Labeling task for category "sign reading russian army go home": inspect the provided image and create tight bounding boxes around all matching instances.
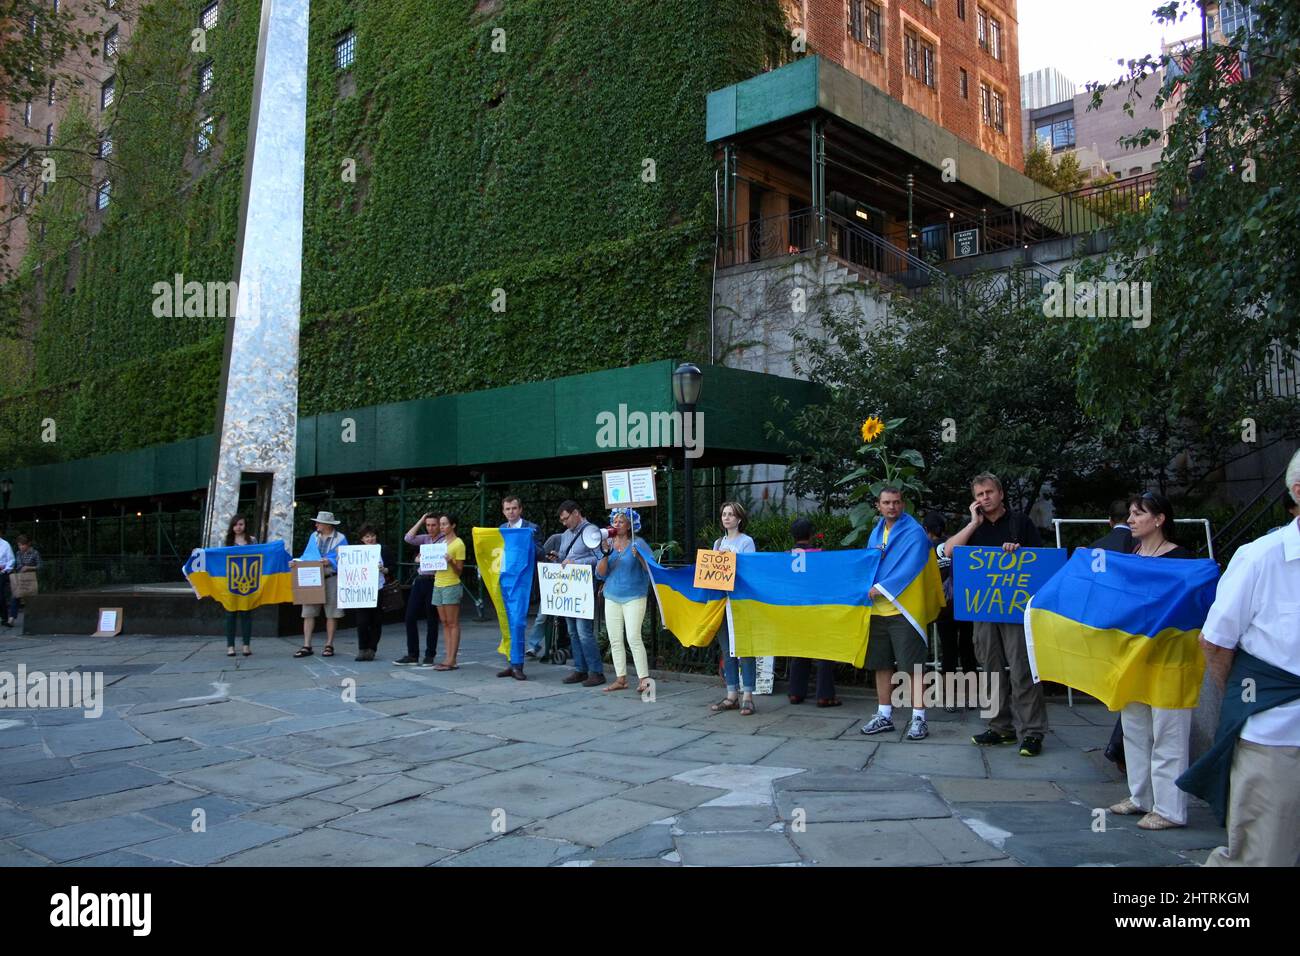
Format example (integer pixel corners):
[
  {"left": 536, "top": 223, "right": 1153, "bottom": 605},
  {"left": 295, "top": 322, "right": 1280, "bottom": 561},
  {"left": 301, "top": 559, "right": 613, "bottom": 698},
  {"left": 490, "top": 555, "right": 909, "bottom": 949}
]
[
  {"left": 537, "top": 562, "right": 595, "bottom": 620},
  {"left": 952, "top": 546, "right": 1068, "bottom": 623}
]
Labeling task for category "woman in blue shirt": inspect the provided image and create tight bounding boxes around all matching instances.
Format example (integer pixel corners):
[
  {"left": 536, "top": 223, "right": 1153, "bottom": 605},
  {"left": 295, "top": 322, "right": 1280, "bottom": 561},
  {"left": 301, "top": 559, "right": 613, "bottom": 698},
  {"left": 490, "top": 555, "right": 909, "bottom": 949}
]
[{"left": 595, "top": 508, "right": 652, "bottom": 695}]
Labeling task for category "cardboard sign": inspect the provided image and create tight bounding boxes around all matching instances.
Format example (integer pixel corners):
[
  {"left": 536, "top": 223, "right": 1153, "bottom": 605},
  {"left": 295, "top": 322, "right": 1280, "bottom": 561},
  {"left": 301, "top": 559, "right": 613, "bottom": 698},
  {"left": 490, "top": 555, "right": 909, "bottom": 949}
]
[
  {"left": 693, "top": 549, "right": 736, "bottom": 591},
  {"left": 419, "top": 542, "right": 447, "bottom": 573},
  {"left": 952, "top": 546, "right": 1069, "bottom": 623},
  {"left": 602, "top": 466, "right": 657, "bottom": 508},
  {"left": 93, "top": 607, "right": 123, "bottom": 637},
  {"left": 754, "top": 656, "right": 775, "bottom": 695},
  {"left": 536, "top": 562, "right": 595, "bottom": 620},
  {"left": 337, "top": 545, "right": 381, "bottom": 609},
  {"left": 291, "top": 560, "right": 328, "bottom": 605}
]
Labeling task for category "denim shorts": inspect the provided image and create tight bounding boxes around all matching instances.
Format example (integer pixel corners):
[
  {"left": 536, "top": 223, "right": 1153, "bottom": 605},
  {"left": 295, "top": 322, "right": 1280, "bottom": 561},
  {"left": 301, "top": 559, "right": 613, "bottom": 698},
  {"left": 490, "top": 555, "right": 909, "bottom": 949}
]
[{"left": 431, "top": 584, "right": 463, "bottom": 606}]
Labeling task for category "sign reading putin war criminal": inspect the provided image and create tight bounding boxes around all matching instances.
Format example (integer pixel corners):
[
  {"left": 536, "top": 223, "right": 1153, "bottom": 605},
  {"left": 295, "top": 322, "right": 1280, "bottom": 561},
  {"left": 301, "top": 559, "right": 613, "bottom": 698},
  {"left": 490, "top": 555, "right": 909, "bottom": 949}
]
[{"left": 952, "top": 546, "right": 1069, "bottom": 623}]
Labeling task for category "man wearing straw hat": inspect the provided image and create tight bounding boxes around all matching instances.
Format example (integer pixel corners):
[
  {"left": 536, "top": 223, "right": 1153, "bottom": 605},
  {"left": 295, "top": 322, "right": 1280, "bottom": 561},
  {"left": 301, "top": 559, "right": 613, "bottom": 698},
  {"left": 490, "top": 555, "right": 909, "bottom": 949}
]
[{"left": 295, "top": 511, "right": 348, "bottom": 658}]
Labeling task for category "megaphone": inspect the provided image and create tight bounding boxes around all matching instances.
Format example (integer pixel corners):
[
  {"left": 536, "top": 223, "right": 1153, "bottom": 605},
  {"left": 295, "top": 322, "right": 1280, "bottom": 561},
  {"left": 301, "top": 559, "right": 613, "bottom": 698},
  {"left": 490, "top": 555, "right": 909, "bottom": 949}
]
[{"left": 582, "top": 525, "right": 615, "bottom": 549}]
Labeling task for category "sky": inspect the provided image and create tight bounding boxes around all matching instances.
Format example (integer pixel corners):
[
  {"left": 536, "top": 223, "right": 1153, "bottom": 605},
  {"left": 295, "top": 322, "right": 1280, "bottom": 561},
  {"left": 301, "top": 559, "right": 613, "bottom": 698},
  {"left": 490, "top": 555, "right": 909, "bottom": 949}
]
[{"left": 1018, "top": 0, "right": 1205, "bottom": 91}]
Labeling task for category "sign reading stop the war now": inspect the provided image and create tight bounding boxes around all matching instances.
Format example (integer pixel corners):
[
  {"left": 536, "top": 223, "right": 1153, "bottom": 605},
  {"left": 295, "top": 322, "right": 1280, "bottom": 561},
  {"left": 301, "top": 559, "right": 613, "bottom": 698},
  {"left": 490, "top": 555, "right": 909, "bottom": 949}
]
[
  {"left": 952, "top": 546, "right": 1068, "bottom": 623},
  {"left": 693, "top": 549, "right": 736, "bottom": 592}
]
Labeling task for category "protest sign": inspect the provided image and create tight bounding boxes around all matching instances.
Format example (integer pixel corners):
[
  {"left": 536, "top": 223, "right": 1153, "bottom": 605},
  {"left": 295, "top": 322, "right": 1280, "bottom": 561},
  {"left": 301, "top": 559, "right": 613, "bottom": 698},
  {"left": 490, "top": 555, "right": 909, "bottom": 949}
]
[
  {"left": 952, "top": 546, "right": 1069, "bottom": 623},
  {"left": 337, "top": 545, "right": 381, "bottom": 609},
  {"left": 536, "top": 562, "right": 595, "bottom": 620},
  {"left": 291, "top": 560, "right": 327, "bottom": 605},
  {"left": 419, "top": 542, "right": 447, "bottom": 573},
  {"left": 693, "top": 549, "right": 736, "bottom": 591}
]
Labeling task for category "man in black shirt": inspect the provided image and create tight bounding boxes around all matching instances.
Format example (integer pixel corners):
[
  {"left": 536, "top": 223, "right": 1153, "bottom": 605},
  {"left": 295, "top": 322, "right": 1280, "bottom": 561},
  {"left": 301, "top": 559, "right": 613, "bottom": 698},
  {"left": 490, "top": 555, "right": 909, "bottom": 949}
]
[
  {"left": 1090, "top": 499, "right": 1133, "bottom": 554},
  {"left": 944, "top": 472, "right": 1049, "bottom": 756}
]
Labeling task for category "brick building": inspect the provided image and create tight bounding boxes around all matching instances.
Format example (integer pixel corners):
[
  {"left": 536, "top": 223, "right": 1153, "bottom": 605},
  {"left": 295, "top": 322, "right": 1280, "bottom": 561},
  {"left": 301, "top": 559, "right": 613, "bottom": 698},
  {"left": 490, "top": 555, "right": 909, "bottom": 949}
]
[
  {"left": 782, "top": 0, "right": 1023, "bottom": 168},
  {"left": 1, "top": 0, "right": 137, "bottom": 273}
]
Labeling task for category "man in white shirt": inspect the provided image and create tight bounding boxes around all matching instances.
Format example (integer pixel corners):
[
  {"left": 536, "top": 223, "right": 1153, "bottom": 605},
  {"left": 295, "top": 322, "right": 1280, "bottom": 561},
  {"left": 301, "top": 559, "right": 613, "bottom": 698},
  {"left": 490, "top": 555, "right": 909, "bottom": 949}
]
[
  {"left": 1189, "top": 447, "right": 1300, "bottom": 867},
  {"left": 0, "top": 534, "right": 14, "bottom": 627}
]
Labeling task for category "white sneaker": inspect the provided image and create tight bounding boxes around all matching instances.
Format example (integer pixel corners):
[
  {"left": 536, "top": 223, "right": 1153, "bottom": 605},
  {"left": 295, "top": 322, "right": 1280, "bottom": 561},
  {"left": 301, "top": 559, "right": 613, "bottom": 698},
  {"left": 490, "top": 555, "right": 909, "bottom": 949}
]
[
  {"left": 860, "top": 713, "right": 895, "bottom": 735},
  {"left": 906, "top": 714, "right": 929, "bottom": 740}
]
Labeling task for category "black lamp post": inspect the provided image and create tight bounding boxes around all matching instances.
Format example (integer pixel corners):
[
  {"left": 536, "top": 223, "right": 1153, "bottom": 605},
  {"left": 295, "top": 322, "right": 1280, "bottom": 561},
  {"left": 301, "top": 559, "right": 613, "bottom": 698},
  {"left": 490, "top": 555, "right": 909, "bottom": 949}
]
[
  {"left": 672, "top": 363, "right": 703, "bottom": 558},
  {"left": 0, "top": 478, "right": 11, "bottom": 534}
]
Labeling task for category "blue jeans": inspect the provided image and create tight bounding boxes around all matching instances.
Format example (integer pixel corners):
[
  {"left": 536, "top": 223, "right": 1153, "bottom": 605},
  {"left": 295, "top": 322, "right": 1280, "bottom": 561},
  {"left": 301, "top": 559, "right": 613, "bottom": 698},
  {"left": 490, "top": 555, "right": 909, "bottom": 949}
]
[
  {"left": 527, "top": 613, "right": 548, "bottom": 654},
  {"left": 567, "top": 615, "right": 603, "bottom": 676},
  {"left": 717, "top": 621, "right": 755, "bottom": 693}
]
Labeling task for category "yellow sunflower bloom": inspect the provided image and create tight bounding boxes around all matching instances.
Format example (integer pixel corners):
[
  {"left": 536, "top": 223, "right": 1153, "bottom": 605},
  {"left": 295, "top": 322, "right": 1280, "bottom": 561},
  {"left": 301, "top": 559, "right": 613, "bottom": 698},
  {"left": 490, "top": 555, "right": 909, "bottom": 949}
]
[{"left": 860, "top": 416, "right": 885, "bottom": 443}]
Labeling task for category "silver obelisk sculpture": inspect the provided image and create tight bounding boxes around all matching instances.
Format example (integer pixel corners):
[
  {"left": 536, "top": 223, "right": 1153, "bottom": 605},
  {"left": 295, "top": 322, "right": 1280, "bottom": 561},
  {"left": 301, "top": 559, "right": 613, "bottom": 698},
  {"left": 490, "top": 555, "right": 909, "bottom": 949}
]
[{"left": 204, "top": 0, "right": 310, "bottom": 548}]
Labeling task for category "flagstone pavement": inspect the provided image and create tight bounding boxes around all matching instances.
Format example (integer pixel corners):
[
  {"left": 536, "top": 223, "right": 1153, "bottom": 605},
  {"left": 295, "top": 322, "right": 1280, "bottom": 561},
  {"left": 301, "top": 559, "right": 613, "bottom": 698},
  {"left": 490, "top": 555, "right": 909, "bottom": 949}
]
[{"left": 0, "top": 620, "right": 1225, "bottom": 867}]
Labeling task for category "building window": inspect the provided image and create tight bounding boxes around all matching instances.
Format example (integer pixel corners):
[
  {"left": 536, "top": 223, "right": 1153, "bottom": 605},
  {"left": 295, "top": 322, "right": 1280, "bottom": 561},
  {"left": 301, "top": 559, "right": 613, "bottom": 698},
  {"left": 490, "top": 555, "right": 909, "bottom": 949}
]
[
  {"left": 101, "top": 76, "right": 115, "bottom": 109},
  {"left": 959, "top": 67, "right": 968, "bottom": 99},
  {"left": 904, "top": 30, "right": 935, "bottom": 88},
  {"left": 980, "top": 82, "right": 991, "bottom": 125},
  {"left": 989, "top": 16, "right": 1002, "bottom": 61},
  {"left": 992, "top": 89, "right": 1005, "bottom": 132},
  {"left": 850, "top": 1, "right": 882, "bottom": 54},
  {"left": 199, "top": 60, "right": 214, "bottom": 93},
  {"left": 105, "top": 26, "right": 119, "bottom": 58},
  {"left": 957, "top": 0, "right": 966, "bottom": 20},
  {"left": 100, "top": 133, "right": 113, "bottom": 158},
  {"left": 334, "top": 29, "right": 356, "bottom": 70},
  {"left": 197, "top": 115, "right": 214, "bottom": 153},
  {"left": 23, "top": 101, "right": 32, "bottom": 126},
  {"left": 849, "top": 0, "right": 863, "bottom": 42},
  {"left": 200, "top": 2, "right": 219, "bottom": 30},
  {"left": 45, "top": 123, "right": 54, "bottom": 145},
  {"left": 978, "top": 7, "right": 988, "bottom": 51},
  {"left": 96, "top": 179, "right": 111, "bottom": 210},
  {"left": 47, "top": 80, "right": 56, "bottom": 105},
  {"left": 865, "top": 2, "right": 882, "bottom": 53}
]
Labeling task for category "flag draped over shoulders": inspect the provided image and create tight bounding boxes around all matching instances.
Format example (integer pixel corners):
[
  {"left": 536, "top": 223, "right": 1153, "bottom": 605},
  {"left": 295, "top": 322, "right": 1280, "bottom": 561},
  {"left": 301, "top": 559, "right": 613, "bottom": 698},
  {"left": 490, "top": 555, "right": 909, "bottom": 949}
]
[
  {"left": 1025, "top": 550, "right": 1220, "bottom": 709},
  {"left": 867, "top": 513, "right": 946, "bottom": 643},
  {"left": 473, "top": 527, "right": 536, "bottom": 660},
  {"left": 183, "top": 542, "right": 293, "bottom": 612}
]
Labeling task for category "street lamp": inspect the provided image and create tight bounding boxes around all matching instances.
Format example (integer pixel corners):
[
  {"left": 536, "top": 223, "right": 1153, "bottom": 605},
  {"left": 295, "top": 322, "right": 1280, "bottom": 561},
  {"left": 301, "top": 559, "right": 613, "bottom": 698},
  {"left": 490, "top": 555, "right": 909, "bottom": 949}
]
[{"left": 672, "top": 363, "right": 703, "bottom": 558}]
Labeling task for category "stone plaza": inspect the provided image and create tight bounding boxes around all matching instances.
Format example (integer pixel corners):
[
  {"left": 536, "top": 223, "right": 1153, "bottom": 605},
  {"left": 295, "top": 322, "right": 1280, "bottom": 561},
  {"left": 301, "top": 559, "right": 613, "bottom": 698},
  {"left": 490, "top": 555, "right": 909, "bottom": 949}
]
[{"left": 0, "top": 621, "right": 1226, "bottom": 867}]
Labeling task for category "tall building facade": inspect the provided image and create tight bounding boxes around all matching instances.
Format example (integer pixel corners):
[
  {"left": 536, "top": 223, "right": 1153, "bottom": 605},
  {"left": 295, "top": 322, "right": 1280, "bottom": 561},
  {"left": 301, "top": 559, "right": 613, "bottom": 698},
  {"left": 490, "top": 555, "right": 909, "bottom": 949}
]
[
  {"left": 1020, "top": 66, "right": 1076, "bottom": 110},
  {"left": 781, "top": 0, "right": 1024, "bottom": 168}
]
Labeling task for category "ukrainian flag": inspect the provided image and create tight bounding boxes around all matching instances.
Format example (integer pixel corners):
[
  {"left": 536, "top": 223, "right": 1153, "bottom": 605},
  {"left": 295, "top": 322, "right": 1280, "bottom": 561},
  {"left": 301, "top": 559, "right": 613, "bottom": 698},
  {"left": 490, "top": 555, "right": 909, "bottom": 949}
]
[
  {"left": 866, "top": 513, "right": 946, "bottom": 644},
  {"left": 473, "top": 527, "right": 537, "bottom": 663},
  {"left": 1024, "top": 550, "right": 1220, "bottom": 709},
  {"left": 183, "top": 542, "right": 294, "bottom": 612},
  {"left": 634, "top": 540, "right": 728, "bottom": 648}
]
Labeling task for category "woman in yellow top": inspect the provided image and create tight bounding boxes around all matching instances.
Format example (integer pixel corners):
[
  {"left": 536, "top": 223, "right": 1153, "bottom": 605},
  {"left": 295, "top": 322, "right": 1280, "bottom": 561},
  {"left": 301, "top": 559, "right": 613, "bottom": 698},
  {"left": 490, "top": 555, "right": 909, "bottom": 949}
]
[{"left": 431, "top": 513, "right": 466, "bottom": 670}]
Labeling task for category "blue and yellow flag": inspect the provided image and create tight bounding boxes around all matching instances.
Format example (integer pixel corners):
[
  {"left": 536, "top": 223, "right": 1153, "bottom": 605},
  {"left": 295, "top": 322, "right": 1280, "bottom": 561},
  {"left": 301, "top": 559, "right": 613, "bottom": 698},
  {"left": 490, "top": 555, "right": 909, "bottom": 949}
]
[
  {"left": 635, "top": 520, "right": 943, "bottom": 669},
  {"left": 635, "top": 539, "right": 728, "bottom": 648},
  {"left": 866, "top": 513, "right": 946, "bottom": 643},
  {"left": 1025, "top": 550, "right": 1220, "bottom": 709},
  {"left": 183, "top": 542, "right": 294, "bottom": 612},
  {"left": 473, "top": 527, "right": 537, "bottom": 664}
]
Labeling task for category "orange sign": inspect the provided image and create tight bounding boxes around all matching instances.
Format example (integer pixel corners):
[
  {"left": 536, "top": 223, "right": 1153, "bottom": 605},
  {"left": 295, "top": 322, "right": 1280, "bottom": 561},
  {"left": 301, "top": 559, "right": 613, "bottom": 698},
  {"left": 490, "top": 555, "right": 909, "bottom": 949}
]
[{"left": 693, "top": 549, "right": 736, "bottom": 591}]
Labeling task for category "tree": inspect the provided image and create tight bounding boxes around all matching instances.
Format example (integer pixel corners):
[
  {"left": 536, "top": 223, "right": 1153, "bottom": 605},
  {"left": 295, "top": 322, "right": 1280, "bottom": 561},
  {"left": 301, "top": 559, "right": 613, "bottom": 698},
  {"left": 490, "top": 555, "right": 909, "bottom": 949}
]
[
  {"left": 1076, "top": 0, "right": 1300, "bottom": 450},
  {"left": 1023, "top": 139, "right": 1089, "bottom": 193}
]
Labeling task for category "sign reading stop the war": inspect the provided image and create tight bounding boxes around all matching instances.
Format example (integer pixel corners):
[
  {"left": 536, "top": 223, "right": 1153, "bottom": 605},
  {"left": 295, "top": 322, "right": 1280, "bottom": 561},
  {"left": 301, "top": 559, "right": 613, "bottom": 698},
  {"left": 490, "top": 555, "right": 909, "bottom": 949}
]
[
  {"left": 693, "top": 549, "right": 736, "bottom": 591},
  {"left": 537, "top": 562, "right": 595, "bottom": 620}
]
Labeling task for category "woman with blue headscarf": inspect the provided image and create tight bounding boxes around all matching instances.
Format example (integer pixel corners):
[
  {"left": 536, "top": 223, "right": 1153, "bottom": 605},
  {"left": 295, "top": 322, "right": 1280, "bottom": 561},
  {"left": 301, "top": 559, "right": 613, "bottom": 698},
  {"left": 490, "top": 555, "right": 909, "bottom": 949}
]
[{"left": 595, "top": 508, "right": 652, "bottom": 694}]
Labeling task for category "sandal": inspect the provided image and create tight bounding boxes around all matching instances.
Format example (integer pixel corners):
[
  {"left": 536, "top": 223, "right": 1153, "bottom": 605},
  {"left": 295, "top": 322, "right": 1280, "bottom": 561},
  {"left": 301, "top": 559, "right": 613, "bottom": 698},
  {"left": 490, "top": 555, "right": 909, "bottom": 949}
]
[
  {"left": 294, "top": 646, "right": 313, "bottom": 658},
  {"left": 740, "top": 697, "right": 755, "bottom": 716},
  {"left": 1137, "top": 812, "right": 1183, "bottom": 830},
  {"left": 816, "top": 698, "right": 842, "bottom": 708},
  {"left": 226, "top": 648, "right": 236, "bottom": 657},
  {"left": 710, "top": 697, "right": 740, "bottom": 712},
  {"left": 432, "top": 663, "right": 459, "bottom": 671},
  {"left": 603, "top": 677, "right": 629, "bottom": 693},
  {"left": 322, "top": 645, "right": 334, "bottom": 657},
  {"left": 637, "top": 678, "right": 652, "bottom": 695}
]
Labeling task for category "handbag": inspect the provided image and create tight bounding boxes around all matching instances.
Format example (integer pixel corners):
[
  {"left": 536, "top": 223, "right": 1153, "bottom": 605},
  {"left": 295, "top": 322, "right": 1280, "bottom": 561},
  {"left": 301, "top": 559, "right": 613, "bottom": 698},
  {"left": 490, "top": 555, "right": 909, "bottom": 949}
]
[
  {"left": 380, "top": 581, "right": 404, "bottom": 612},
  {"left": 11, "top": 571, "right": 38, "bottom": 598}
]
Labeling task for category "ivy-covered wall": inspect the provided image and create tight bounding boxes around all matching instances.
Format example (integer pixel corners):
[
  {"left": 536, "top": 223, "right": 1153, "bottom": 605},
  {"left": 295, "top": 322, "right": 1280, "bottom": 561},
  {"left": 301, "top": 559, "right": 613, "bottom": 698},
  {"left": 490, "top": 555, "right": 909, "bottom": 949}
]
[{"left": 1, "top": 0, "right": 789, "bottom": 468}]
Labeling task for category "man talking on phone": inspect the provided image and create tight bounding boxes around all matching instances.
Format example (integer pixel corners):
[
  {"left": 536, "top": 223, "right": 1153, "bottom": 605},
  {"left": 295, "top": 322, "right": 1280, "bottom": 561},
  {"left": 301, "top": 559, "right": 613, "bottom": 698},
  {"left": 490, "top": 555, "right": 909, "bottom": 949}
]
[{"left": 943, "top": 472, "right": 1049, "bottom": 756}]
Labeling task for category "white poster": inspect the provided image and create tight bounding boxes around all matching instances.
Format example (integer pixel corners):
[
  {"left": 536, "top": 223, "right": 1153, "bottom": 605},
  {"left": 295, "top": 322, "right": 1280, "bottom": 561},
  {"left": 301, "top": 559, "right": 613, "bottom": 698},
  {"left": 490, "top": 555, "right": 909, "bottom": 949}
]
[
  {"left": 296, "top": 565, "right": 322, "bottom": 588},
  {"left": 419, "top": 542, "right": 448, "bottom": 573},
  {"left": 337, "top": 545, "right": 381, "bottom": 609},
  {"left": 536, "top": 562, "right": 595, "bottom": 620},
  {"left": 754, "top": 656, "right": 776, "bottom": 695},
  {"left": 98, "top": 610, "right": 118, "bottom": 633}
]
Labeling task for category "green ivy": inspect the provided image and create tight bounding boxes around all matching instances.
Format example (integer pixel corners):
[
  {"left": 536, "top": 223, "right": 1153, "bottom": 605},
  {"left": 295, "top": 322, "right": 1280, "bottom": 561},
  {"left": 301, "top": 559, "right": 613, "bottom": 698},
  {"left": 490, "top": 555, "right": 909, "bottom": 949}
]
[{"left": 0, "top": 0, "right": 791, "bottom": 469}]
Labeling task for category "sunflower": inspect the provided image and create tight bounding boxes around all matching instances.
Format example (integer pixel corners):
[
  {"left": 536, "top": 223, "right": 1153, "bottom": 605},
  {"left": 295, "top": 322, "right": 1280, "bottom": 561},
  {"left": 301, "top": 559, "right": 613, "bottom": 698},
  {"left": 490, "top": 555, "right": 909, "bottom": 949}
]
[{"left": 860, "top": 416, "right": 885, "bottom": 443}]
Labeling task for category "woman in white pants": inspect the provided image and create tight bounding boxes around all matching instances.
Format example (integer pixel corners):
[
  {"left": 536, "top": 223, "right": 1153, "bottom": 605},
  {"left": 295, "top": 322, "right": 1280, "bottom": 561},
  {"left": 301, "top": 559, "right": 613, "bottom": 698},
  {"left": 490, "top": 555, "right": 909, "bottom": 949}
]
[
  {"left": 1109, "top": 491, "right": 1196, "bottom": 830},
  {"left": 596, "top": 509, "right": 652, "bottom": 695}
]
